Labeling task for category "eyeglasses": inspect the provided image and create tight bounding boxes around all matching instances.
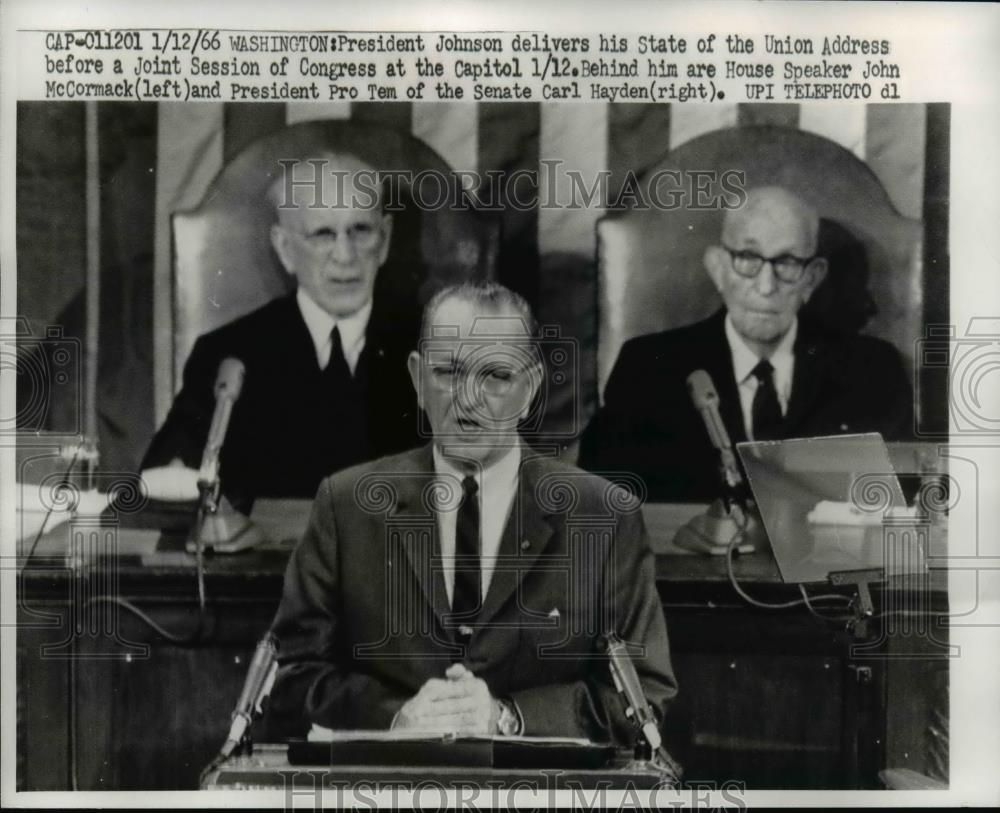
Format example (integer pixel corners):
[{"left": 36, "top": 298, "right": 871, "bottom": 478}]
[
  {"left": 722, "top": 246, "right": 820, "bottom": 284},
  {"left": 426, "top": 361, "right": 536, "bottom": 397},
  {"left": 283, "top": 222, "right": 382, "bottom": 254}
]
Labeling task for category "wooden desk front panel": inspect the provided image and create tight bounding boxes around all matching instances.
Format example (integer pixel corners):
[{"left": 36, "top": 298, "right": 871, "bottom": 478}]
[
  {"left": 17, "top": 556, "right": 942, "bottom": 791},
  {"left": 660, "top": 603, "right": 871, "bottom": 789},
  {"left": 18, "top": 592, "right": 277, "bottom": 791}
]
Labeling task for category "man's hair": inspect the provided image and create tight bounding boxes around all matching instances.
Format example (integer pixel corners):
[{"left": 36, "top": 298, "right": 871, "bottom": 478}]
[
  {"left": 265, "top": 150, "right": 384, "bottom": 215},
  {"left": 420, "top": 281, "right": 539, "bottom": 342},
  {"left": 722, "top": 185, "right": 821, "bottom": 255}
]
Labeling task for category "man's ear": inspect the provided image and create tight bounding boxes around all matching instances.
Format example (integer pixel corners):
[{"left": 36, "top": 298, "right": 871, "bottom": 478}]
[
  {"left": 270, "top": 224, "right": 296, "bottom": 276},
  {"left": 377, "top": 213, "right": 393, "bottom": 267},
  {"left": 703, "top": 245, "right": 727, "bottom": 293},
  {"left": 801, "top": 257, "right": 828, "bottom": 303},
  {"left": 406, "top": 350, "right": 423, "bottom": 408}
]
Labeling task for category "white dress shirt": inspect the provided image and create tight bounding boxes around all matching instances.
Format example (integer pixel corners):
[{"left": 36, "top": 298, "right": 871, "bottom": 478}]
[
  {"left": 725, "top": 314, "right": 797, "bottom": 440},
  {"left": 296, "top": 288, "right": 372, "bottom": 375},
  {"left": 432, "top": 443, "right": 521, "bottom": 606}
]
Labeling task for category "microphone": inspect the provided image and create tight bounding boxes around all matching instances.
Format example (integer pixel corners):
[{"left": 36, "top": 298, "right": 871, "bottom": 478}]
[
  {"left": 673, "top": 371, "right": 756, "bottom": 555},
  {"left": 186, "top": 356, "right": 262, "bottom": 555},
  {"left": 606, "top": 633, "right": 663, "bottom": 751},
  {"left": 606, "top": 633, "right": 682, "bottom": 780},
  {"left": 197, "top": 358, "right": 246, "bottom": 490},
  {"left": 686, "top": 369, "right": 744, "bottom": 494},
  {"left": 219, "top": 633, "right": 278, "bottom": 759}
]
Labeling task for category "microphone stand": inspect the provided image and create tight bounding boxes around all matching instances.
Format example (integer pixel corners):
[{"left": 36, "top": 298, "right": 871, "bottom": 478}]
[
  {"left": 673, "top": 370, "right": 760, "bottom": 556},
  {"left": 200, "top": 634, "right": 279, "bottom": 787},
  {"left": 185, "top": 358, "right": 262, "bottom": 555},
  {"left": 186, "top": 472, "right": 262, "bottom": 554},
  {"left": 672, "top": 483, "right": 758, "bottom": 556},
  {"left": 606, "top": 634, "right": 683, "bottom": 783}
]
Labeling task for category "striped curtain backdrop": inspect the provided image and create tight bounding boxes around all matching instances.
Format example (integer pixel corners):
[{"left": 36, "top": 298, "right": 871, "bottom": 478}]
[
  {"left": 153, "top": 101, "right": 932, "bottom": 440},
  {"left": 14, "top": 99, "right": 943, "bottom": 476}
]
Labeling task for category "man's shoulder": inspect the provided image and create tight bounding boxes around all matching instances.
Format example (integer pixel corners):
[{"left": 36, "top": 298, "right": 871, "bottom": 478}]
[
  {"left": 617, "top": 313, "right": 723, "bottom": 363},
  {"left": 522, "top": 453, "right": 644, "bottom": 514},
  {"left": 196, "top": 295, "right": 298, "bottom": 347},
  {"left": 799, "top": 320, "right": 906, "bottom": 371},
  {"left": 176, "top": 295, "right": 300, "bottom": 381},
  {"left": 323, "top": 445, "right": 429, "bottom": 497},
  {"left": 842, "top": 331, "right": 905, "bottom": 362}
]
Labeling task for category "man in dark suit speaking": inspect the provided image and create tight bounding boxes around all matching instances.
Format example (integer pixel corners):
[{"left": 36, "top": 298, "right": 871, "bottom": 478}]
[
  {"left": 141, "top": 152, "right": 419, "bottom": 500},
  {"left": 579, "top": 185, "right": 913, "bottom": 502},
  {"left": 268, "top": 282, "right": 676, "bottom": 742}
]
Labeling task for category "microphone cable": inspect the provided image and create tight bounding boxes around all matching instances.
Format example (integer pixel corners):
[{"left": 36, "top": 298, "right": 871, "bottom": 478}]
[
  {"left": 20, "top": 448, "right": 212, "bottom": 645},
  {"left": 81, "top": 504, "right": 211, "bottom": 646},
  {"left": 723, "top": 510, "right": 855, "bottom": 615}
]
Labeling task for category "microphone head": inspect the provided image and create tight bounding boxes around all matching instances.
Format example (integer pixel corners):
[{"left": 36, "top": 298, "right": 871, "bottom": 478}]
[
  {"left": 215, "top": 358, "right": 245, "bottom": 401},
  {"left": 686, "top": 369, "right": 719, "bottom": 410}
]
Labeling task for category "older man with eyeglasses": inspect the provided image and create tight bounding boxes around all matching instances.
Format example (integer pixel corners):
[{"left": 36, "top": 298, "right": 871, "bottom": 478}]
[
  {"left": 142, "top": 152, "right": 420, "bottom": 501},
  {"left": 579, "top": 185, "right": 913, "bottom": 502}
]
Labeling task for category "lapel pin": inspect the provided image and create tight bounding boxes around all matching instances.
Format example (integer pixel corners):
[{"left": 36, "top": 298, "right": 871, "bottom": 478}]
[{"left": 521, "top": 539, "right": 531, "bottom": 551}]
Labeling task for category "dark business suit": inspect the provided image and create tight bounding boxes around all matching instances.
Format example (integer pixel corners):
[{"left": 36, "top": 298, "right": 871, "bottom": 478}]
[
  {"left": 142, "top": 294, "right": 420, "bottom": 501},
  {"left": 268, "top": 443, "right": 676, "bottom": 744},
  {"left": 579, "top": 310, "right": 913, "bottom": 502}
]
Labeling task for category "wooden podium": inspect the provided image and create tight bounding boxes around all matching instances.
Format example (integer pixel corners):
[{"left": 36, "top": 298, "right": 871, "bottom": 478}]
[{"left": 202, "top": 743, "right": 675, "bottom": 791}]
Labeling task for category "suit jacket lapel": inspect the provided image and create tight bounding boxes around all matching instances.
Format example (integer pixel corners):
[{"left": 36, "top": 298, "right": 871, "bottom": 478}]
[
  {"left": 476, "top": 453, "right": 557, "bottom": 631},
  {"left": 266, "top": 294, "right": 325, "bottom": 378},
  {"left": 388, "top": 444, "right": 454, "bottom": 635},
  {"left": 783, "top": 321, "right": 831, "bottom": 436}
]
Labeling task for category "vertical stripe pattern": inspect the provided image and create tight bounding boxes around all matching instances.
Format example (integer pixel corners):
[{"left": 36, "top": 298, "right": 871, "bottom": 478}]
[
  {"left": 799, "top": 103, "right": 868, "bottom": 159},
  {"left": 412, "top": 102, "right": 479, "bottom": 173},
  {"left": 866, "top": 104, "right": 927, "bottom": 220},
  {"left": 153, "top": 103, "right": 224, "bottom": 423},
  {"left": 607, "top": 103, "right": 672, "bottom": 199},
  {"left": 669, "top": 103, "right": 738, "bottom": 149},
  {"left": 538, "top": 103, "right": 608, "bottom": 255},
  {"left": 477, "top": 102, "right": 541, "bottom": 303},
  {"left": 286, "top": 101, "right": 352, "bottom": 123},
  {"left": 153, "top": 101, "right": 934, "bottom": 440}
]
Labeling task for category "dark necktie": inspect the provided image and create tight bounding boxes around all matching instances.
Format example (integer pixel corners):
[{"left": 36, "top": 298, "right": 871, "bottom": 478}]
[
  {"left": 751, "top": 359, "right": 783, "bottom": 440},
  {"left": 451, "top": 475, "right": 481, "bottom": 622},
  {"left": 322, "top": 325, "right": 353, "bottom": 389}
]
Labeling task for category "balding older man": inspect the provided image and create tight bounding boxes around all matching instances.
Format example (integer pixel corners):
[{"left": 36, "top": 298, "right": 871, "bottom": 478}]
[{"left": 579, "top": 186, "right": 913, "bottom": 502}]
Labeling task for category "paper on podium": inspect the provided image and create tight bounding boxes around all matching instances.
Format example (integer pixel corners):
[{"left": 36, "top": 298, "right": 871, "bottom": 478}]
[
  {"left": 307, "top": 724, "right": 592, "bottom": 746},
  {"left": 807, "top": 500, "right": 919, "bottom": 526},
  {"left": 15, "top": 483, "right": 106, "bottom": 543},
  {"left": 140, "top": 465, "right": 201, "bottom": 502},
  {"left": 15, "top": 497, "right": 71, "bottom": 543},
  {"left": 291, "top": 726, "right": 615, "bottom": 769}
]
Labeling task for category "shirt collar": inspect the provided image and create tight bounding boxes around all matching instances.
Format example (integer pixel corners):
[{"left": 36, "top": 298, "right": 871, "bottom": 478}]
[
  {"left": 725, "top": 313, "right": 798, "bottom": 383},
  {"left": 296, "top": 288, "right": 372, "bottom": 359},
  {"left": 432, "top": 441, "right": 522, "bottom": 494}
]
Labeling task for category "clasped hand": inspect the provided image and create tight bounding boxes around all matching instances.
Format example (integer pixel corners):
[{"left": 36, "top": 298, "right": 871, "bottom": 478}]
[{"left": 392, "top": 663, "right": 500, "bottom": 734}]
